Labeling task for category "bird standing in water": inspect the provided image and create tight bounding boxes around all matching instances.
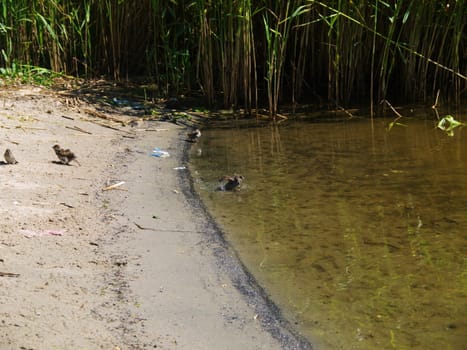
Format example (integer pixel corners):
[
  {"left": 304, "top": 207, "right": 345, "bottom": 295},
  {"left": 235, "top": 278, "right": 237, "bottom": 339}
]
[
  {"left": 52, "top": 144, "right": 80, "bottom": 165},
  {"left": 186, "top": 128, "right": 201, "bottom": 142},
  {"left": 3, "top": 149, "right": 18, "bottom": 164}
]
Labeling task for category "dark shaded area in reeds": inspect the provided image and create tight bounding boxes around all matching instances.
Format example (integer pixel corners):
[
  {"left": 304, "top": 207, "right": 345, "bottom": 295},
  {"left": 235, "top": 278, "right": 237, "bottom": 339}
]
[{"left": 1, "top": 0, "right": 465, "bottom": 114}]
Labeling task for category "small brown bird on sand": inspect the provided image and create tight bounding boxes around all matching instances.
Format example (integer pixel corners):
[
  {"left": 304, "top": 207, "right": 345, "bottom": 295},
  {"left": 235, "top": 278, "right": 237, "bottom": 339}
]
[
  {"left": 186, "top": 129, "right": 201, "bottom": 142},
  {"left": 217, "top": 174, "right": 245, "bottom": 191},
  {"left": 4, "top": 149, "right": 18, "bottom": 164},
  {"left": 52, "top": 144, "right": 80, "bottom": 165}
]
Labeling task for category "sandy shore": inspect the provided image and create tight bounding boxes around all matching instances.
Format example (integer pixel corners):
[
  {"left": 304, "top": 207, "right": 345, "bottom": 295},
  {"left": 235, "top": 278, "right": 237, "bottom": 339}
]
[{"left": 0, "top": 86, "right": 310, "bottom": 349}]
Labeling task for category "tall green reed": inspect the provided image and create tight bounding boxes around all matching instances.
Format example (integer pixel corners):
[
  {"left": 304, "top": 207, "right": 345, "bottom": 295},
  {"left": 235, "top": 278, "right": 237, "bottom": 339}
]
[
  {"left": 263, "top": 2, "right": 309, "bottom": 117},
  {"left": 196, "top": 0, "right": 259, "bottom": 112},
  {"left": 149, "top": 0, "right": 196, "bottom": 96},
  {"left": 0, "top": 0, "right": 465, "bottom": 116}
]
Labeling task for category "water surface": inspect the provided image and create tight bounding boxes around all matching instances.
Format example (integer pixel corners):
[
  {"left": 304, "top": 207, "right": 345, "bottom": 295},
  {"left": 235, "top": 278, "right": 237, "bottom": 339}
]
[{"left": 190, "top": 117, "right": 466, "bottom": 349}]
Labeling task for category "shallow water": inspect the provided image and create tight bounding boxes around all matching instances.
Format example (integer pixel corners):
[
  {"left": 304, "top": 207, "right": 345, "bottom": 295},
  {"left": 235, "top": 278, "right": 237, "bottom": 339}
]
[{"left": 189, "top": 116, "right": 467, "bottom": 350}]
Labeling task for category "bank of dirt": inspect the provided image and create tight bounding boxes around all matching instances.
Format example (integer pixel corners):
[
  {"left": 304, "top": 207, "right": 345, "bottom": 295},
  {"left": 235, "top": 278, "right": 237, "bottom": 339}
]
[{"left": 0, "top": 86, "right": 310, "bottom": 349}]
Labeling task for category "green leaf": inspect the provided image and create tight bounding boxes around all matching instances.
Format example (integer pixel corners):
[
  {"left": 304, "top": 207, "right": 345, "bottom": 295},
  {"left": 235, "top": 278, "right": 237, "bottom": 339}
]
[{"left": 437, "top": 115, "right": 465, "bottom": 136}]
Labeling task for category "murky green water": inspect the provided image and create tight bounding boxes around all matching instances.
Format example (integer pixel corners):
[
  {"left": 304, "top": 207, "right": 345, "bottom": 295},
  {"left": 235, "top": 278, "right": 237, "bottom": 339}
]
[{"left": 189, "top": 116, "right": 467, "bottom": 350}]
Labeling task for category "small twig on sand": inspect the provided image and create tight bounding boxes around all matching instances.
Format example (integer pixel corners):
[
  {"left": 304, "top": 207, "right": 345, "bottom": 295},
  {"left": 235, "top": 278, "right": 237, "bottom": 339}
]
[
  {"left": 0, "top": 272, "right": 20, "bottom": 278},
  {"left": 60, "top": 202, "right": 75, "bottom": 208},
  {"left": 134, "top": 222, "right": 155, "bottom": 230},
  {"left": 16, "top": 126, "right": 47, "bottom": 131},
  {"left": 66, "top": 125, "right": 92, "bottom": 134},
  {"left": 143, "top": 128, "right": 169, "bottom": 132},
  {"left": 102, "top": 181, "right": 126, "bottom": 191},
  {"left": 133, "top": 223, "right": 200, "bottom": 233},
  {"left": 83, "top": 108, "right": 126, "bottom": 126},
  {"left": 86, "top": 119, "right": 133, "bottom": 134}
]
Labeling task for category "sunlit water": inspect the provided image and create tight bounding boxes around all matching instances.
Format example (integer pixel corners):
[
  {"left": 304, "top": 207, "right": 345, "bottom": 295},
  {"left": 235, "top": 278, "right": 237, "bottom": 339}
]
[{"left": 189, "top": 116, "right": 466, "bottom": 350}]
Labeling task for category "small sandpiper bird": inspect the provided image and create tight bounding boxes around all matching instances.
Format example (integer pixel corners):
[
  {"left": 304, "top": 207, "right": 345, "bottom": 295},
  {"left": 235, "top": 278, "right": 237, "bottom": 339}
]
[
  {"left": 186, "top": 128, "right": 201, "bottom": 142},
  {"left": 217, "top": 174, "right": 245, "bottom": 191},
  {"left": 4, "top": 149, "right": 18, "bottom": 164},
  {"left": 52, "top": 144, "right": 80, "bottom": 165}
]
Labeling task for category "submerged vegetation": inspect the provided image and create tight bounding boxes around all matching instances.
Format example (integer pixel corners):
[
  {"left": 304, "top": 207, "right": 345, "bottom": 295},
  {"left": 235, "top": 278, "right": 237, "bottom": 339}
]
[{"left": 0, "top": 0, "right": 465, "bottom": 115}]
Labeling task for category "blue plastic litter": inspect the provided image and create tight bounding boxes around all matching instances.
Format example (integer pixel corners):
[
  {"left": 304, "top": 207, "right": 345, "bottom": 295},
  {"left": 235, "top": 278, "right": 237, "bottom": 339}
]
[{"left": 151, "top": 148, "right": 170, "bottom": 158}]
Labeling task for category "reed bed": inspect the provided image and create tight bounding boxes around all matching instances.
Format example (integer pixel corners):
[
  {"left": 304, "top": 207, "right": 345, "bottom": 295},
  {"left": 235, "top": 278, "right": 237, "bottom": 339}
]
[{"left": 0, "top": 0, "right": 465, "bottom": 115}]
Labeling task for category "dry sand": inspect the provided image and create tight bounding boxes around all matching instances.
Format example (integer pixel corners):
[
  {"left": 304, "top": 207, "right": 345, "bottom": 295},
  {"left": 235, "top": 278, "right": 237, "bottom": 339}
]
[{"left": 0, "top": 86, "right": 310, "bottom": 349}]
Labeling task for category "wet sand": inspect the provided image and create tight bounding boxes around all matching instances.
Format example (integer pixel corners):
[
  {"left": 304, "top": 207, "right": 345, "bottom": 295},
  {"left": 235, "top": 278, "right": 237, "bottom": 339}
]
[{"left": 0, "top": 86, "right": 310, "bottom": 349}]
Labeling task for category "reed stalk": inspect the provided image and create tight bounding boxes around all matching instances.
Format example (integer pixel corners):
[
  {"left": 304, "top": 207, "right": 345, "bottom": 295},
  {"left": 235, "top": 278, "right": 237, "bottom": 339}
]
[{"left": 263, "top": 2, "right": 309, "bottom": 117}]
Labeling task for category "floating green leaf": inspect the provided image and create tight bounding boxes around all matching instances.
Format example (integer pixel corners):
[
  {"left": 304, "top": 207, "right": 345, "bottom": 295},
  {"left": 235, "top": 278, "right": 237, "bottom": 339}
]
[{"left": 437, "top": 115, "right": 465, "bottom": 137}]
